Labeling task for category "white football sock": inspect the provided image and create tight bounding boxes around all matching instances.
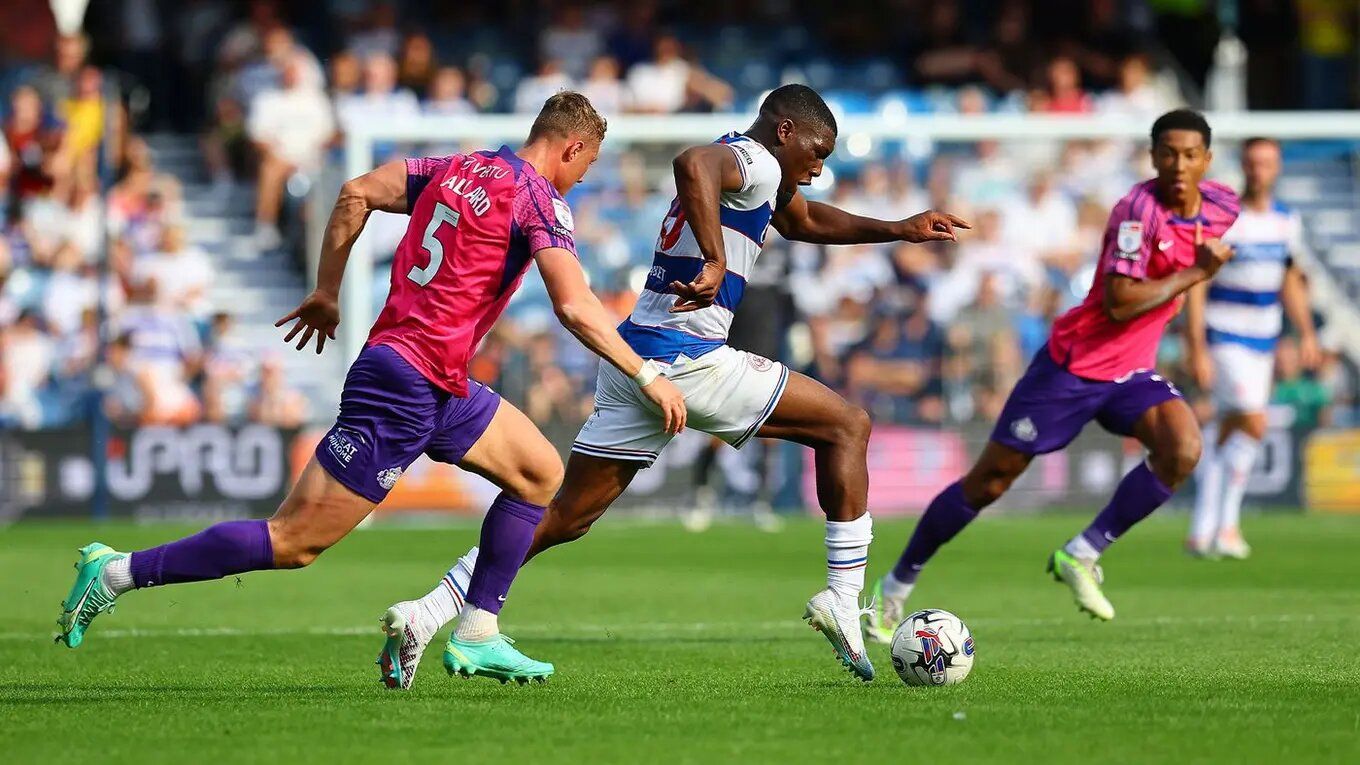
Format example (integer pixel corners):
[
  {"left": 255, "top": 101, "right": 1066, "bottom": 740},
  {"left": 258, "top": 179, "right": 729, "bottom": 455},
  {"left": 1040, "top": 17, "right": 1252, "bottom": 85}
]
[
  {"left": 414, "top": 547, "right": 478, "bottom": 630},
  {"left": 826, "top": 513, "right": 873, "bottom": 606},
  {"left": 880, "top": 570, "right": 915, "bottom": 604},
  {"left": 1217, "top": 432, "right": 1260, "bottom": 537},
  {"left": 1064, "top": 533, "right": 1101, "bottom": 562},
  {"left": 453, "top": 605, "right": 498, "bottom": 642},
  {"left": 101, "top": 555, "right": 134, "bottom": 596},
  {"left": 1190, "top": 437, "right": 1223, "bottom": 545}
]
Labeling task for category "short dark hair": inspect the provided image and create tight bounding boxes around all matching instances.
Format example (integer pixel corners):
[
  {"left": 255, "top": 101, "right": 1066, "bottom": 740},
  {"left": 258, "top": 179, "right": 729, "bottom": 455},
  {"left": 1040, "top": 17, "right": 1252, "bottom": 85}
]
[
  {"left": 1151, "top": 109, "right": 1211, "bottom": 148},
  {"left": 528, "top": 91, "right": 607, "bottom": 143},
  {"left": 1242, "top": 136, "right": 1280, "bottom": 153},
  {"left": 759, "top": 84, "right": 838, "bottom": 136}
]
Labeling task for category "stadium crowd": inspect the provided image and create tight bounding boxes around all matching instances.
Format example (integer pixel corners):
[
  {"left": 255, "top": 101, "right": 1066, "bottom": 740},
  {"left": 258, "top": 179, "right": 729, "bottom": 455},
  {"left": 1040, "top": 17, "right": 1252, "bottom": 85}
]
[{"left": 1, "top": 0, "right": 1357, "bottom": 433}]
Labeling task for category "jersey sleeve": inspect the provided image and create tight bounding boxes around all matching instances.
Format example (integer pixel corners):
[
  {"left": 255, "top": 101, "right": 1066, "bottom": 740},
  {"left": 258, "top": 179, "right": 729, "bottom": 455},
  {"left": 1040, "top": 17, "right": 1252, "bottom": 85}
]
[
  {"left": 515, "top": 176, "right": 577, "bottom": 257},
  {"left": 1200, "top": 181, "right": 1242, "bottom": 237},
  {"left": 722, "top": 139, "right": 782, "bottom": 211},
  {"left": 404, "top": 155, "right": 454, "bottom": 210},
  {"left": 1102, "top": 196, "right": 1153, "bottom": 280}
]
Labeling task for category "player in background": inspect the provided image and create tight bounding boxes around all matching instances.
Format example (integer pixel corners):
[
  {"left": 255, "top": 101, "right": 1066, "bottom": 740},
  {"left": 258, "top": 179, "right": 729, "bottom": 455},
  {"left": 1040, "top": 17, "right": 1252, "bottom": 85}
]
[
  {"left": 55, "top": 93, "right": 687, "bottom": 686},
  {"left": 865, "top": 110, "right": 1239, "bottom": 639},
  {"left": 1185, "top": 137, "right": 1319, "bottom": 559},
  {"left": 379, "top": 85, "right": 970, "bottom": 686}
]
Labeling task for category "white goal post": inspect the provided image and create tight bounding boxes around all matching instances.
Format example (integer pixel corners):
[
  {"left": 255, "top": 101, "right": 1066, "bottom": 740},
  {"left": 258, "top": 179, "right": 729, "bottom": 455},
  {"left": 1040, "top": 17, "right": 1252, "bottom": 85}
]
[{"left": 340, "top": 111, "right": 1360, "bottom": 364}]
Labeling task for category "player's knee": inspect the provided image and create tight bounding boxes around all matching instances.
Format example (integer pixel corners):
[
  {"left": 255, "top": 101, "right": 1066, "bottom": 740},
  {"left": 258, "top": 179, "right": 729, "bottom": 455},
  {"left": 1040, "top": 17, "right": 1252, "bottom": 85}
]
[
  {"left": 840, "top": 404, "right": 873, "bottom": 445},
  {"left": 516, "top": 453, "right": 564, "bottom": 506},
  {"left": 1153, "top": 433, "right": 1201, "bottom": 484}
]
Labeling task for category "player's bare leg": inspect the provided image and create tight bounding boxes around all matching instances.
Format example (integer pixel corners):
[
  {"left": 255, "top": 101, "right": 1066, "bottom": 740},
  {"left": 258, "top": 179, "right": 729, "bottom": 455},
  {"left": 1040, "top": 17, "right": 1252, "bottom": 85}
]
[
  {"left": 379, "top": 400, "right": 564, "bottom": 688},
  {"left": 754, "top": 371, "right": 877, "bottom": 680},
  {"left": 58, "top": 458, "right": 376, "bottom": 648},
  {"left": 1053, "top": 398, "right": 1202, "bottom": 620},
  {"left": 528, "top": 453, "right": 641, "bottom": 560},
  {"left": 869, "top": 441, "right": 1034, "bottom": 643}
]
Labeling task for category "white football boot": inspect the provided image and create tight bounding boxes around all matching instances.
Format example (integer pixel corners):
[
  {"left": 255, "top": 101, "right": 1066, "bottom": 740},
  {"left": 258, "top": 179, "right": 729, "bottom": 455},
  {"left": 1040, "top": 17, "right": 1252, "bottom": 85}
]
[
  {"left": 804, "top": 588, "right": 875, "bottom": 681},
  {"left": 376, "top": 602, "right": 437, "bottom": 690}
]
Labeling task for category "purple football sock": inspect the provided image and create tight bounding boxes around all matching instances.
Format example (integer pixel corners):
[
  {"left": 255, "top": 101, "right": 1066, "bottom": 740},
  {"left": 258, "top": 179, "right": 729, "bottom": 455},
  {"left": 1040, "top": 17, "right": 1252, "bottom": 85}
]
[
  {"left": 464, "top": 493, "right": 546, "bottom": 614},
  {"left": 891, "top": 481, "right": 979, "bottom": 584},
  {"left": 1080, "top": 462, "right": 1174, "bottom": 554},
  {"left": 129, "top": 519, "right": 274, "bottom": 589}
]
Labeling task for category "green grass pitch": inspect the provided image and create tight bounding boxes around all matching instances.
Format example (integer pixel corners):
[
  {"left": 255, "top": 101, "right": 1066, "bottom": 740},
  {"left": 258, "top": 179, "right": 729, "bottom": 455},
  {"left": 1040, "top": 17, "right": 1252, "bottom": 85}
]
[{"left": 3, "top": 513, "right": 1358, "bottom": 764}]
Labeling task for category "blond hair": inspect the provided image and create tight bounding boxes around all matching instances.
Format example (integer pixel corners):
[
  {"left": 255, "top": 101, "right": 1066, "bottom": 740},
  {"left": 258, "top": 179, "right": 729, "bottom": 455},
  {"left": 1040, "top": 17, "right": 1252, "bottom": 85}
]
[{"left": 528, "top": 91, "right": 607, "bottom": 143}]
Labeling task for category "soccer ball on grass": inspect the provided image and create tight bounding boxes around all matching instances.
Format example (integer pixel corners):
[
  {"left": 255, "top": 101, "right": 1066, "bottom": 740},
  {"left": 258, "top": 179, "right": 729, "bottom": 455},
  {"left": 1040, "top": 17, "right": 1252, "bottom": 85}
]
[{"left": 889, "top": 608, "right": 975, "bottom": 686}]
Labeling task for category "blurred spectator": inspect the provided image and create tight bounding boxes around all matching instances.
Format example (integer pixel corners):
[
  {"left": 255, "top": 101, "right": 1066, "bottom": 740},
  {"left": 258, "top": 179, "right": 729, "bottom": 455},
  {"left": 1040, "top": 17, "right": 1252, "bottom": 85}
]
[
  {"left": 133, "top": 224, "right": 215, "bottom": 325},
  {"left": 348, "top": 2, "right": 401, "bottom": 59},
  {"left": 57, "top": 66, "right": 106, "bottom": 186},
  {"left": 397, "top": 33, "right": 440, "bottom": 95},
  {"left": 236, "top": 27, "right": 325, "bottom": 108},
  {"left": 119, "top": 304, "right": 203, "bottom": 426},
  {"left": 31, "top": 32, "right": 89, "bottom": 106},
  {"left": 976, "top": 1, "right": 1041, "bottom": 93},
  {"left": 946, "top": 273, "right": 1023, "bottom": 422},
  {"left": 102, "top": 332, "right": 146, "bottom": 427},
  {"left": 626, "top": 34, "right": 732, "bottom": 113},
  {"left": 0, "top": 309, "right": 53, "bottom": 428},
  {"left": 336, "top": 53, "right": 421, "bottom": 130},
  {"left": 912, "top": 0, "right": 978, "bottom": 88},
  {"left": 515, "top": 59, "right": 574, "bottom": 114},
  {"left": 329, "top": 50, "right": 364, "bottom": 98},
  {"left": 248, "top": 355, "right": 309, "bottom": 427},
  {"left": 1274, "top": 337, "right": 1332, "bottom": 429},
  {"left": 579, "top": 56, "right": 627, "bottom": 116},
  {"left": 540, "top": 5, "right": 604, "bottom": 80},
  {"left": 202, "top": 96, "right": 250, "bottom": 191},
  {"left": 6, "top": 85, "right": 63, "bottom": 202},
  {"left": 1033, "top": 56, "right": 1093, "bottom": 113},
  {"left": 248, "top": 53, "right": 336, "bottom": 249},
  {"left": 425, "top": 67, "right": 477, "bottom": 115},
  {"left": 1098, "top": 53, "right": 1178, "bottom": 118},
  {"left": 1000, "top": 172, "right": 1079, "bottom": 268},
  {"left": 203, "top": 312, "right": 254, "bottom": 423},
  {"left": 1297, "top": 0, "right": 1357, "bottom": 109},
  {"left": 846, "top": 303, "right": 945, "bottom": 424}
]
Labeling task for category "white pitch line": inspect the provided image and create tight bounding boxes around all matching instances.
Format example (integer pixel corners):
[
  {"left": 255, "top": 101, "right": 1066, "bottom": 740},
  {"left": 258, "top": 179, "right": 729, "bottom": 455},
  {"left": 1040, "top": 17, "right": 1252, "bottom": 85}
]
[{"left": 4, "top": 611, "right": 1354, "bottom": 642}]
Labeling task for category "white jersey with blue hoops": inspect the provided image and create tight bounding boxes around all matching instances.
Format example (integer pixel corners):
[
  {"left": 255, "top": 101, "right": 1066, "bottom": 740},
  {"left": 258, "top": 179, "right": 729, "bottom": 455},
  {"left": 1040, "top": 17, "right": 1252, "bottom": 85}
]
[
  {"left": 1206, "top": 200, "right": 1302, "bottom": 353},
  {"left": 618, "top": 132, "right": 783, "bottom": 362}
]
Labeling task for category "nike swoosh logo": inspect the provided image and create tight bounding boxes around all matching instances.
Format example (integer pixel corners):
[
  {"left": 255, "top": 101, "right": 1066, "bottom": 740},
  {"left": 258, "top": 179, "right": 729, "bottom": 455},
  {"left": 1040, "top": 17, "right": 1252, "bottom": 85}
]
[
  {"left": 497, "top": 596, "right": 507, "bottom": 602},
  {"left": 65, "top": 579, "right": 96, "bottom": 627},
  {"left": 1158, "top": 240, "right": 1173, "bottom": 251}
]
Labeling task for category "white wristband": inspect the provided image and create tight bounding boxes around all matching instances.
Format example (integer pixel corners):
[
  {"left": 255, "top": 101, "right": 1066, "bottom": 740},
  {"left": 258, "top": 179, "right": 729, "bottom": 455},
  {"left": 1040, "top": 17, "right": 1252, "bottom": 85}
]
[{"left": 631, "top": 359, "right": 661, "bottom": 388}]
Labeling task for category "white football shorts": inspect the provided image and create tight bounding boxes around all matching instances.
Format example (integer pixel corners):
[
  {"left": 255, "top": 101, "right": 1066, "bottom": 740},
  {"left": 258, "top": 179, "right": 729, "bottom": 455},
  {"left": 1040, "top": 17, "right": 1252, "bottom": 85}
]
[
  {"left": 572, "top": 345, "right": 789, "bottom": 466},
  {"left": 1210, "top": 341, "right": 1275, "bottom": 414}
]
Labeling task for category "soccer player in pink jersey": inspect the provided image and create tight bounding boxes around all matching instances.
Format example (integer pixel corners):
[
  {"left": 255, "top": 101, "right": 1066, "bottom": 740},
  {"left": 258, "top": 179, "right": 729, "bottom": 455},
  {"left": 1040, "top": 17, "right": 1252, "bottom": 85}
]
[
  {"left": 865, "top": 110, "right": 1240, "bottom": 637},
  {"left": 55, "top": 93, "right": 686, "bottom": 684}
]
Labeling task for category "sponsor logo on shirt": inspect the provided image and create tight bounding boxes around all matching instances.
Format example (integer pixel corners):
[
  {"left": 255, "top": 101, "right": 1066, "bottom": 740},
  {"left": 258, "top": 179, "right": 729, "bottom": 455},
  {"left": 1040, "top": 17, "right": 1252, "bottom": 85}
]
[
  {"left": 376, "top": 467, "right": 403, "bottom": 490},
  {"left": 747, "top": 354, "right": 773, "bottom": 372},
  {"left": 327, "top": 432, "right": 358, "bottom": 465},
  {"left": 1117, "top": 220, "right": 1143, "bottom": 259},
  {"left": 730, "top": 142, "right": 755, "bottom": 166}
]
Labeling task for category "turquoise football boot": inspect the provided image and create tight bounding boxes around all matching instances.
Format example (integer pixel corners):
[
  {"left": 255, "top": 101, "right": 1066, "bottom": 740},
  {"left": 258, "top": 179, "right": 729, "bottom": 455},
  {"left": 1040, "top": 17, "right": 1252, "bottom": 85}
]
[
  {"left": 443, "top": 634, "right": 554, "bottom": 684},
  {"left": 56, "top": 543, "right": 127, "bottom": 648}
]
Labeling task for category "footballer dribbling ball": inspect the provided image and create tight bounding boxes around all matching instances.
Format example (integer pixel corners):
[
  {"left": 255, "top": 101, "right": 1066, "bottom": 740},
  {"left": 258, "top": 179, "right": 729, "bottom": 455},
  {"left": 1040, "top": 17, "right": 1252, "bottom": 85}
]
[{"left": 890, "top": 609, "right": 975, "bottom": 687}]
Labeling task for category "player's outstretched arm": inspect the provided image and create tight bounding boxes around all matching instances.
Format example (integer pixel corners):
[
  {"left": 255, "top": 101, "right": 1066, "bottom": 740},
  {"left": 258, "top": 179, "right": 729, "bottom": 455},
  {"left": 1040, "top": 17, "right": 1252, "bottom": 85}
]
[
  {"left": 1182, "top": 281, "right": 1213, "bottom": 389},
  {"left": 275, "top": 159, "right": 409, "bottom": 353},
  {"left": 668, "top": 145, "right": 745, "bottom": 313},
  {"left": 771, "top": 189, "right": 970, "bottom": 246},
  {"left": 1105, "top": 221, "right": 1233, "bottom": 323},
  {"left": 536, "top": 248, "right": 687, "bottom": 433}
]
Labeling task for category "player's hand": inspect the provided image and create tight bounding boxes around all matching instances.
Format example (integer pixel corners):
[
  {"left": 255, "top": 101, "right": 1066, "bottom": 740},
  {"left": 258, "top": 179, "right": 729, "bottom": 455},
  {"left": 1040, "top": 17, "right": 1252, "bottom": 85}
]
[
  {"left": 1193, "top": 221, "right": 1234, "bottom": 278},
  {"left": 897, "top": 210, "right": 972, "bottom": 243},
  {"left": 670, "top": 260, "right": 725, "bottom": 313},
  {"left": 639, "top": 375, "right": 687, "bottom": 434},
  {"left": 275, "top": 289, "right": 339, "bottom": 354},
  {"left": 1299, "top": 333, "right": 1322, "bottom": 370},
  {"left": 1190, "top": 351, "right": 1214, "bottom": 391}
]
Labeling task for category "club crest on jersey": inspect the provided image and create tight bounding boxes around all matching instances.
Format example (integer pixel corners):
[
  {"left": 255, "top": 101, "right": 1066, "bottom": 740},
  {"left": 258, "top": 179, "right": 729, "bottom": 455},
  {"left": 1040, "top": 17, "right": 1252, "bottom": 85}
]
[
  {"left": 1011, "top": 417, "right": 1038, "bottom": 442},
  {"left": 551, "top": 198, "right": 574, "bottom": 233},
  {"left": 376, "top": 467, "right": 403, "bottom": 490},
  {"left": 1117, "top": 221, "right": 1143, "bottom": 259}
]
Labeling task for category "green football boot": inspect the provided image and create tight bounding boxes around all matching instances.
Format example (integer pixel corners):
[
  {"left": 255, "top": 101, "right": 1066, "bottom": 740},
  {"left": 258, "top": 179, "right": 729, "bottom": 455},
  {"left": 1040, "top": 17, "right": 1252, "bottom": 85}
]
[
  {"left": 443, "top": 634, "right": 554, "bottom": 684},
  {"left": 1047, "top": 549, "right": 1115, "bottom": 621},
  {"left": 56, "top": 543, "right": 127, "bottom": 648}
]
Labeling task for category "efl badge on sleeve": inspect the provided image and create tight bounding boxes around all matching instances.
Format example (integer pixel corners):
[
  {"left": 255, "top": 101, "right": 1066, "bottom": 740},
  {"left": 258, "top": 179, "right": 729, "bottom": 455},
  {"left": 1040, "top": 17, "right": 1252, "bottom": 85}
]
[
  {"left": 551, "top": 198, "right": 575, "bottom": 232},
  {"left": 1116, "top": 220, "right": 1143, "bottom": 260}
]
